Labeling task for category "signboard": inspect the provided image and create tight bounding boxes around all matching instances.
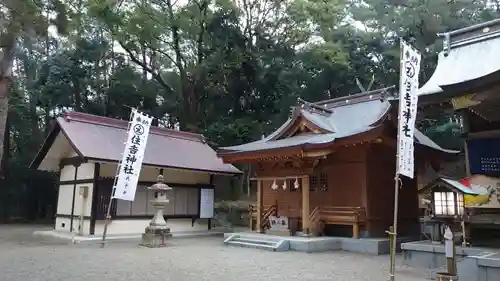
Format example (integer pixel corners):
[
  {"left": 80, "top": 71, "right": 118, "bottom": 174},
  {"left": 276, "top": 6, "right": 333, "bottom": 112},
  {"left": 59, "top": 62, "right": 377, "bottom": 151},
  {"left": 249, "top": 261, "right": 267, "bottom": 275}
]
[
  {"left": 113, "top": 110, "right": 153, "bottom": 201},
  {"left": 269, "top": 215, "right": 289, "bottom": 231},
  {"left": 451, "top": 94, "right": 481, "bottom": 110},
  {"left": 397, "top": 40, "right": 421, "bottom": 179},
  {"left": 461, "top": 174, "right": 500, "bottom": 208},
  {"left": 467, "top": 138, "right": 500, "bottom": 175},
  {"left": 199, "top": 188, "right": 214, "bottom": 219}
]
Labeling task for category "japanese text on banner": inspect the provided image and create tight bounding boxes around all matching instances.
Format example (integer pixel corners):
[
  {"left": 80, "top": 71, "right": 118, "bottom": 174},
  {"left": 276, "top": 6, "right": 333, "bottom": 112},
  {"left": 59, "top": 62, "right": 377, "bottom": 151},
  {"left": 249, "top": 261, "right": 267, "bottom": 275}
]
[
  {"left": 397, "top": 40, "right": 421, "bottom": 179},
  {"left": 114, "top": 110, "right": 153, "bottom": 201}
]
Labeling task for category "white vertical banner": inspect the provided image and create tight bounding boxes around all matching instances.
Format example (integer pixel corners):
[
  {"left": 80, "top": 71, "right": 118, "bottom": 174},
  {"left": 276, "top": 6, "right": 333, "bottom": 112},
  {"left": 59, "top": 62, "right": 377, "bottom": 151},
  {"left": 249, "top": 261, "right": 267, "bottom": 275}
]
[
  {"left": 113, "top": 109, "right": 154, "bottom": 201},
  {"left": 397, "top": 40, "right": 421, "bottom": 179}
]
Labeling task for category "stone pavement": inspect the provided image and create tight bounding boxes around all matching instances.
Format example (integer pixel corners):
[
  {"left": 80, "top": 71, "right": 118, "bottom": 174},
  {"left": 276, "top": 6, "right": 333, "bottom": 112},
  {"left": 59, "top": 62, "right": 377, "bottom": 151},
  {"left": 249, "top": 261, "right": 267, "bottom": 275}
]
[{"left": 0, "top": 225, "right": 428, "bottom": 281}]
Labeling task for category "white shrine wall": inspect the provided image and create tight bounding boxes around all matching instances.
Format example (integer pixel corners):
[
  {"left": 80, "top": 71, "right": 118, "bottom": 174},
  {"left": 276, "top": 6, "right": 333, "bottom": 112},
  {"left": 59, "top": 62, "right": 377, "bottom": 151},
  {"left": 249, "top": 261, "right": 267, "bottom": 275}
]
[
  {"left": 55, "top": 162, "right": 95, "bottom": 235},
  {"left": 93, "top": 162, "right": 212, "bottom": 236}
]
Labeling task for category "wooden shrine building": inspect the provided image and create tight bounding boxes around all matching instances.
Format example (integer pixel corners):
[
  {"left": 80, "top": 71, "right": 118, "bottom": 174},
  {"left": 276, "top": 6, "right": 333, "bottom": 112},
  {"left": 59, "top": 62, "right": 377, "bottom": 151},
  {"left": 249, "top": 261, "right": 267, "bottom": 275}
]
[
  {"left": 415, "top": 18, "right": 500, "bottom": 244},
  {"left": 30, "top": 112, "right": 241, "bottom": 237},
  {"left": 217, "top": 88, "right": 457, "bottom": 238}
]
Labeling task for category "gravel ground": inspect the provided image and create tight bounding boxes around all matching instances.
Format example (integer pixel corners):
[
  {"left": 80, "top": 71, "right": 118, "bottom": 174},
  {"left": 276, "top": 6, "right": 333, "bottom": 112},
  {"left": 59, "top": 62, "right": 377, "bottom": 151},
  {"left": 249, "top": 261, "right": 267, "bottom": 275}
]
[{"left": 0, "top": 225, "right": 428, "bottom": 281}]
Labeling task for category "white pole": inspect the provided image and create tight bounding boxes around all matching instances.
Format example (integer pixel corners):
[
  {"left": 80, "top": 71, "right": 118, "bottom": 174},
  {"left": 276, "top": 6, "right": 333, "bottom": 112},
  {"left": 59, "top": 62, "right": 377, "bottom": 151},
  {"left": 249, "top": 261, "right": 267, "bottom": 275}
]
[{"left": 79, "top": 191, "right": 86, "bottom": 236}]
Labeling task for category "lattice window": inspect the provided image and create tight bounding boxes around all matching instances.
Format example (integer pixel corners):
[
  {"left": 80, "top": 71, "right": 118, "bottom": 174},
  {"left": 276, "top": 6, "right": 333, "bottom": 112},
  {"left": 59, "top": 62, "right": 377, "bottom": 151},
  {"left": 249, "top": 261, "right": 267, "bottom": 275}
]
[
  {"left": 319, "top": 172, "right": 328, "bottom": 191},
  {"left": 434, "top": 192, "right": 458, "bottom": 216},
  {"left": 310, "top": 175, "right": 318, "bottom": 191}
]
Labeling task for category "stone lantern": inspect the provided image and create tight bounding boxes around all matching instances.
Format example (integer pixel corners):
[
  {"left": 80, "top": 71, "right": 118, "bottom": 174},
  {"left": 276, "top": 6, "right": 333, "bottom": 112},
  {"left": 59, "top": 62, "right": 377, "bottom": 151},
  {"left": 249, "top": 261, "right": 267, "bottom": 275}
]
[{"left": 140, "top": 174, "right": 172, "bottom": 247}]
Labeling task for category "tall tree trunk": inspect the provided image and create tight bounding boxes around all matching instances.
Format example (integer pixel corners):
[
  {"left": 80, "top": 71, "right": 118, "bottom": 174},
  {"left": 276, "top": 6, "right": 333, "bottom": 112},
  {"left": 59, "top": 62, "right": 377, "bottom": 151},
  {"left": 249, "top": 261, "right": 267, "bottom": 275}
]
[
  {"left": 0, "top": 82, "right": 9, "bottom": 172},
  {"left": 165, "top": 0, "right": 197, "bottom": 131},
  {"left": 0, "top": 113, "right": 10, "bottom": 222},
  {"left": 0, "top": 40, "right": 15, "bottom": 172}
]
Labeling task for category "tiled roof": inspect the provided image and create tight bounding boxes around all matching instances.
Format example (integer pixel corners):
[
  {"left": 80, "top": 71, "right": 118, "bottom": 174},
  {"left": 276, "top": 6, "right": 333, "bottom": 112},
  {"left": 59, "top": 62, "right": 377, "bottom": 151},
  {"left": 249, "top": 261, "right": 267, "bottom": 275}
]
[
  {"left": 31, "top": 112, "right": 241, "bottom": 174},
  {"left": 219, "top": 89, "right": 459, "bottom": 154},
  {"left": 419, "top": 19, "right": 500, "bottom": 96},
  {"left": 441, "top": 178, "right": 479, "bottom": 195}
]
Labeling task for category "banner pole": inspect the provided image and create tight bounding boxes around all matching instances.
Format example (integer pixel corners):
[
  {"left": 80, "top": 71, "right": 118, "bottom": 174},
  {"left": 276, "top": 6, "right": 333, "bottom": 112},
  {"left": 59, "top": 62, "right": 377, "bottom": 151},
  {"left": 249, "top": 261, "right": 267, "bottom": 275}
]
[
  {"left": 389, "top": 39, "right": 405, "bottom": 281},
  {"left": 389, "top": 176, "right": 400, "bottom": 281},
  {"left": 100, "top": 196, "right": 115, "bottom": 248},
  {"left": 100, "top": 109, "right": 135, "bottom": 248}
]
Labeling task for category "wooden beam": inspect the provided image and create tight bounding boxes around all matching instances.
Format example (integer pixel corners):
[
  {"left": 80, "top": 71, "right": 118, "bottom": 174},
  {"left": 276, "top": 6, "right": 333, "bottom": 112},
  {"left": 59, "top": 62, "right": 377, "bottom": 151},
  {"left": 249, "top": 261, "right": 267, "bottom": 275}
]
[
  {"left": 302, "top": 149, "right": 334, "bottom": 158},
  {"left": 59, "top": 156, "right": 86, "bottom": 169},
  {"left": 251, "top": 175, "right": 310, "bottom": 181},
  {"left": 302, "top": 175, "right": 310, "bottom": 234},
  {"left": 256, "top": 180, "right": 263, "bottom": 233}
]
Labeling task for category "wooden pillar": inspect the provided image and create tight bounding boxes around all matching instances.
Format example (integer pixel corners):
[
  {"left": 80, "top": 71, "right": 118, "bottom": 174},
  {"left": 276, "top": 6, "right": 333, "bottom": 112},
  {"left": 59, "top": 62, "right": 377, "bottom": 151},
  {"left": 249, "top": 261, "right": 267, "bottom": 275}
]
[
  {"left": 256, "top": 179, "right": 263, "bottom": 233},
  {"left": 461, "top": 108, "right": 471, "bottom": 176},
  {"left": 302, "top": 175, "right": 310, "bottom": 234}
]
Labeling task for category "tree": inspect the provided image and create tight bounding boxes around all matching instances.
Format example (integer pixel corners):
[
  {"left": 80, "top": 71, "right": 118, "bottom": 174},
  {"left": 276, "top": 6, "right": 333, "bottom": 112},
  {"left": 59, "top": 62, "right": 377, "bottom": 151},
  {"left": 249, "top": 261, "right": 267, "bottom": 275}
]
[{"left": 0, "top": 0, "right": 69, "bottom": 173}]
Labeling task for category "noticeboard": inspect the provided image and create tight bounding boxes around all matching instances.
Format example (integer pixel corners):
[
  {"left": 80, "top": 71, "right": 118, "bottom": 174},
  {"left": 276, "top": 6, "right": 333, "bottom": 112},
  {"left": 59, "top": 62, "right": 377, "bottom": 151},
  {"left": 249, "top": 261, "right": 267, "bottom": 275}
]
[{"left": 199, "top": 188, "right": 214, "bottom": 219}]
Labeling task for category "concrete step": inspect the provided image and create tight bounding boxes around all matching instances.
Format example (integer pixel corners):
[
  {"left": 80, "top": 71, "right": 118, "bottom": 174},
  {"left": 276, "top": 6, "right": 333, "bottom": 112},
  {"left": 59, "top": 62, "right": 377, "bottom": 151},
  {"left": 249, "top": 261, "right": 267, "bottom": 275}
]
[
  {"left": 223, "top": 234, "right": 289, "bottom": 252},
  {"left": 227, "top": 240, "right": 279, "bottom": 251},
  {"left": 232, "top": 237, "right": 277, "bottom": 246}
]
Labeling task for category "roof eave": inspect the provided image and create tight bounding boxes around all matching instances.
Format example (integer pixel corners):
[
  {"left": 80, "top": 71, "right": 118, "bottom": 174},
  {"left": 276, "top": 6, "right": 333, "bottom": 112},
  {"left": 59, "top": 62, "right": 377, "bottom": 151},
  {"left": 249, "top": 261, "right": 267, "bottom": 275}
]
[
  {"left": 85, "top": 157, "right": 243, "bottom": 175},
  {"left": 419, "top": 178, "right": 478, "bottom": 195},
  {"left": 29, "top": 120, "right": 85, "bottom": 170},
  {"left": 218, "top": 126, "right": 385, "bottom": 163}
]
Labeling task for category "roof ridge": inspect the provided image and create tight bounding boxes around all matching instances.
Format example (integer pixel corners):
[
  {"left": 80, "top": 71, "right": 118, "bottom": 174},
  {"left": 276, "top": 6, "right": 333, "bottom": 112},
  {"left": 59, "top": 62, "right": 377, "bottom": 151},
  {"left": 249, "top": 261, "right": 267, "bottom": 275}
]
[
  {"left": 438, "top": 18, "right": 500, "bottom": 38},
  {"left": 63, "top": 112, "right": 205, "bottom": 143},
  {"left": 313, "top": 85, "right": 395, "bottom": 108}
]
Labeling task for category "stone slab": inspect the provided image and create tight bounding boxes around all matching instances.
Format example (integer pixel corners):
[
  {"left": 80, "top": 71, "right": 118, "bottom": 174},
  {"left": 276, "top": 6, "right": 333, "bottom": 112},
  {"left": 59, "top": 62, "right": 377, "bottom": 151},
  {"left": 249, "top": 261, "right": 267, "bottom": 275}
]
[
  {"left": 223, "top": 232, "right": 412, "bottom": 255},
  {"left": 401, "top": 241, "right": 500, "bottom": 281},
  {"left": 34, "top": 227, "right": 230, "bottom": 244}
]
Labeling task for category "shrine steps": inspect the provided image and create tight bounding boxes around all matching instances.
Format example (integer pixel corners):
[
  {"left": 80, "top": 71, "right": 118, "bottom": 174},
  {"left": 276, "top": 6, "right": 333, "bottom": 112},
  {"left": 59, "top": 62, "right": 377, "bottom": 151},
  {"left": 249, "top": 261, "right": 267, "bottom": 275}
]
[
  {"left": 224, "top": 232, "right": 414, "bottom": 254},
  {"left": 223, "top": 234, "right": 290, "bottom": 252}
]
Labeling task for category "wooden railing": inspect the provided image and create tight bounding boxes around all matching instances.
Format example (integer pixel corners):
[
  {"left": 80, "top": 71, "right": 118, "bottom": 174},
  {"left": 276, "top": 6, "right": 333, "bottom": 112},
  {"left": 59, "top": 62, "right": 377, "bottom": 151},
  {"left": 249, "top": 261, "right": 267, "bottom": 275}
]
[
  {"left": 261, "top": 204, "right": 277, "bottom": 229},
  {"left": 309, "top": 206, "right": 323, "bottom": 236},
  {"left": 248, "top": 203, "right": 277, "bottom": 231},
  {"left": 249, "top": 204, "right": 366, "bottom": 237},
  {"left": 309, "top": 206, "right": 366, "bottom": 238}
]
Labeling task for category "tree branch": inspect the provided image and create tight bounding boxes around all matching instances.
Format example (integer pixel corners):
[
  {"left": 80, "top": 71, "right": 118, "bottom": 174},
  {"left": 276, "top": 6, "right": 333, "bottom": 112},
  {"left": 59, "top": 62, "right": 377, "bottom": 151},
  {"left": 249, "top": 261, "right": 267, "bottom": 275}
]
[{"left": 118, "top": 40, "right": 173, "bottom": 93}]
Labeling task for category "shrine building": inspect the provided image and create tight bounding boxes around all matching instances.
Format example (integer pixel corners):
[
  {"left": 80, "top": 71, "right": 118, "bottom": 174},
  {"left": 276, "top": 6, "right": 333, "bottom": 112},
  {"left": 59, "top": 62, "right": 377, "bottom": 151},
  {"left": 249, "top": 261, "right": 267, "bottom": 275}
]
[
  {"left": 398, "top": 19, "right": 500, "bottom": 281},
  {"left": 415, "top": 18, "right": 500, "bottom": 243},
  {"left": 217, "top": 87, "right": 457, "bottom": 240},
  {"left": 30, "top": 112, "right": 241, "bottom": 236}
]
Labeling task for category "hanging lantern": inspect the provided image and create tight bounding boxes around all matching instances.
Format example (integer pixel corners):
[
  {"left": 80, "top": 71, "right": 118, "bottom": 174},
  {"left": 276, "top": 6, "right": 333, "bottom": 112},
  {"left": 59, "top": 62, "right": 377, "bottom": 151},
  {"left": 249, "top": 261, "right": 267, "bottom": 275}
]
[
  {"left": 271, "top": 180, "right": 278, "bottom": 190},
  {"left": 282, "top": 180, "right": 287, "bottom": 190},
  {"left": 294, "top": 177, "right": 300, "bottom": 189}
]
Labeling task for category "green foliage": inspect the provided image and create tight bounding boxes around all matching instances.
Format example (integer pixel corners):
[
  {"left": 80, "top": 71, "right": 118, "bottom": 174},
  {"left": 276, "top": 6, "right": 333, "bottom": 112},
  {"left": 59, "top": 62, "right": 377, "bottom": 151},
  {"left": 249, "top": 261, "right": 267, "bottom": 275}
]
[{"left": 2, "top": 0, "right": 498, "bottom": 221}]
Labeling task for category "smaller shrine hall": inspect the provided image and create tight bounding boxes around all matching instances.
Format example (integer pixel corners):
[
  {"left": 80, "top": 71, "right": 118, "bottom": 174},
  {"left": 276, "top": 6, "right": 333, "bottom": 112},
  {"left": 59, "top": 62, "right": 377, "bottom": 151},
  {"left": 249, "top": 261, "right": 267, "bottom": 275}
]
[
  {"left": 217, "top": 88, "right": 458, "bottom": 238},
  {"left": 415, "top": 18, "right": 500, "bottom": 242}
]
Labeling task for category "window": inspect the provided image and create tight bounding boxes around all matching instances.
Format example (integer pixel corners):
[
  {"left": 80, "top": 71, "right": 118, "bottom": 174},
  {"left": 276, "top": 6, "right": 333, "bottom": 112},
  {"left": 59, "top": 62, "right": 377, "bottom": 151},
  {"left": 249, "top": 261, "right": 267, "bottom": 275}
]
[
  {"left": 310, "top": 176, "right": 318, "bottom": 191},
  {"left": 457, "top": 193, "right": 464, "bottom": 216},
  {"left": 319, "top": 172, "right": 328, "bottom": 191},
  {"left": 433, "top": 192, "right": 458, "bottom": 216}
]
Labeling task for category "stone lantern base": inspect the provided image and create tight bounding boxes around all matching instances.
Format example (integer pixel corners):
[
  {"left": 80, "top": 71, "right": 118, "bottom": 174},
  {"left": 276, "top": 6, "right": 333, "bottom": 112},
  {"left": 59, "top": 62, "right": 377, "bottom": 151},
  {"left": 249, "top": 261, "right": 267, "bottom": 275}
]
[
  {"left": 140, "top": 226, "right": 172, "bottom": 248},
  {"left": 140, "top": 174, "right": 173, "bottom": 248}
]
